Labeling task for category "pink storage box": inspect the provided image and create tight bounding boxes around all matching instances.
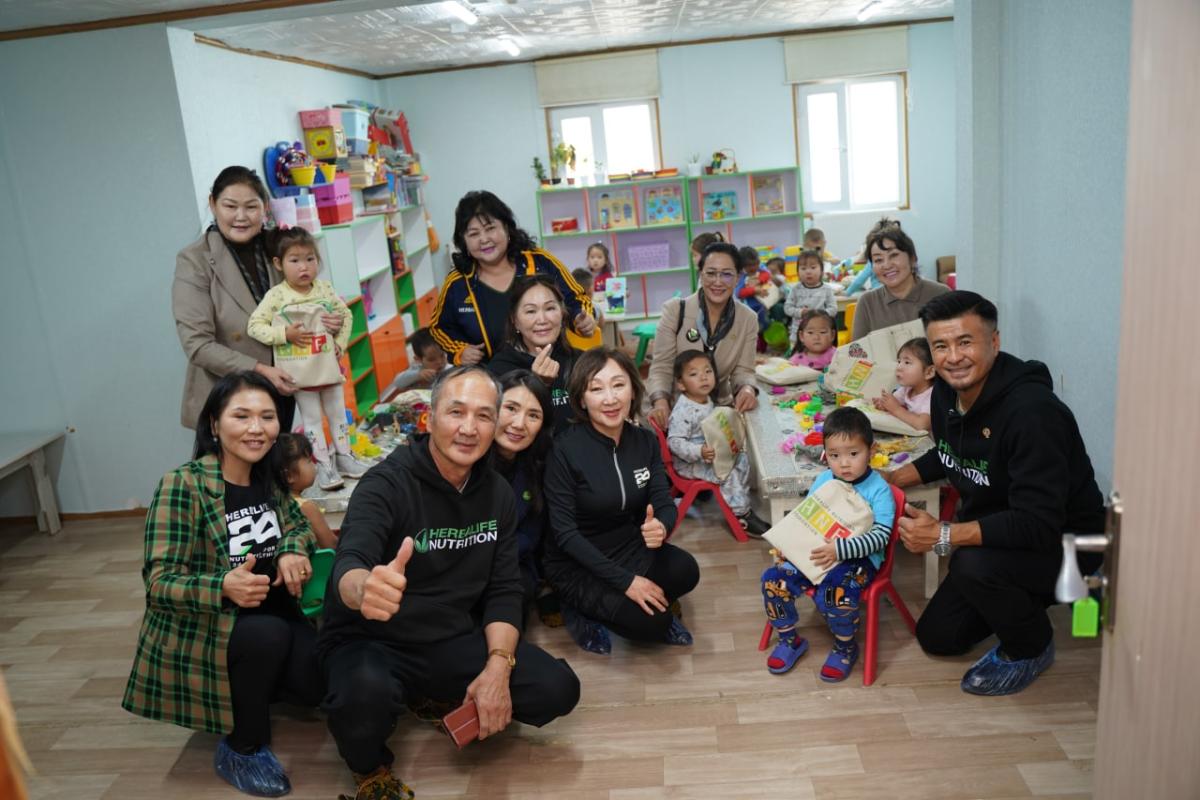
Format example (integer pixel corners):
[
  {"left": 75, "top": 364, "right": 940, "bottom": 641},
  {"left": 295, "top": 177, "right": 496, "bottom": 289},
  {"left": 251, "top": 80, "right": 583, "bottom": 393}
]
[
  {"left": 625, "top": 242, "right": 671, "bottom": 272},
  {"left": 294, "top": 196, "right": 322, "bottom": 234},
  {"left": 299, "top": 108, "right": 341, "bottom": 129},
  {"left": 269, "top": 197, "right": 297, "bottom": 228},
  {"left": 336, "top": 106, "right": 370, "bottom": 141},
  {"left": 313, "top": 176, "right": 351, "bottom": 208}
]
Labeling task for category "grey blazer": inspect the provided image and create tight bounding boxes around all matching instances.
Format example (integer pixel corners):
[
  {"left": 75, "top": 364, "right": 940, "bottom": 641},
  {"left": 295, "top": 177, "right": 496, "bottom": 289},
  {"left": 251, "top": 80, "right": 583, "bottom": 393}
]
[{"left": 172, "top": 230, "right": 279, "bottom": 428}]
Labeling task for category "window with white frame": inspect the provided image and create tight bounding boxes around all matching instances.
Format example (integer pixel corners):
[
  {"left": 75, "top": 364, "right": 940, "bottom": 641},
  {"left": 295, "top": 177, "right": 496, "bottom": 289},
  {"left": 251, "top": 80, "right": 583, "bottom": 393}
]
[
  {"left": 796, "top": 74, "right": 908, "bottom": 211},
  {"left": 547, "top": 99, "right": 661, "bottom": 179}
]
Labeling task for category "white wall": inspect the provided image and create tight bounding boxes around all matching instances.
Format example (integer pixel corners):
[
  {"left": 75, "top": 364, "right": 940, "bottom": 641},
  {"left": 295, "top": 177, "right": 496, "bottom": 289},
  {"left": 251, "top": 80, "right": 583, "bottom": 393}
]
[
  {"left": 957, "top": 0, "right": 1130, "bottom": 488},
  {"left": 383, "top": 23, "right": 957, "bottom": 279},
  {"left": 167, "top": 30, "right": 383, "bottom": 224},
  {"left": 0, "top": 24, "right": 201, "bottom": 514},
  {"left": 382, "top": 63, "right": 545, "bottom": 282}
]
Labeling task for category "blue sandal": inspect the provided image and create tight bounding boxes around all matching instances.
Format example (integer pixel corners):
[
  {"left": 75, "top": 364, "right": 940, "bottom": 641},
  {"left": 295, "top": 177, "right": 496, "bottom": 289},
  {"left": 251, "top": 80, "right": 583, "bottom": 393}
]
[
  {"left": 819, "top": 640, "right": 858, "bottom": 683},
  {"left": 766, "top": 634, "right": 809, "bottom": 674}
]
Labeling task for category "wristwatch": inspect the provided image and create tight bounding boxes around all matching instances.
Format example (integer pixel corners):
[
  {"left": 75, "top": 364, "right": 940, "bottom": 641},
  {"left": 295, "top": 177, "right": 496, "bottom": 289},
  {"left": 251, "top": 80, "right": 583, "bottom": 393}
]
[
  {"left": 934, "top": 522, "right": 952, "bottom": 557},
  {"left": 488, "top": 648, "right": 516, "bottom": 669}
]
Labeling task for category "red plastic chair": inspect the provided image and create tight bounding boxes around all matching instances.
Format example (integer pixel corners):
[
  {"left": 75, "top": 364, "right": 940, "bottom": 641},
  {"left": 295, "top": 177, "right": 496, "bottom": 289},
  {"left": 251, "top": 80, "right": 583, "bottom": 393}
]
[
  {"left": 756, "top": 483, "right": 917, "bottom": 686},
  {"left": 648, "top": 419, "right": 749, "bottom": 543}
]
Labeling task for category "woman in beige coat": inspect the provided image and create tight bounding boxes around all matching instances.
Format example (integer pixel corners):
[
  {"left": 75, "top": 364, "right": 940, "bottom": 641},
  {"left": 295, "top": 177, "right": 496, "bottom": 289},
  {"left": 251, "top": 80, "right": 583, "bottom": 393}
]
[
  {"left": 647, "top": 242, "right": 760, "bottom": 428},
  {"left": 172, "top": 166, "right": 343, "bottom": 428}
]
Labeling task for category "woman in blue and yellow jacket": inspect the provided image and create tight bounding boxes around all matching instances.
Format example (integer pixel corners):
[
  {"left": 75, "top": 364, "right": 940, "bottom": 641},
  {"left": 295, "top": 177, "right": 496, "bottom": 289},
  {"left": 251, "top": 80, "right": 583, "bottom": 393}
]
[{"left": 430, "top": 190, "right": 595, "bottom": 365}]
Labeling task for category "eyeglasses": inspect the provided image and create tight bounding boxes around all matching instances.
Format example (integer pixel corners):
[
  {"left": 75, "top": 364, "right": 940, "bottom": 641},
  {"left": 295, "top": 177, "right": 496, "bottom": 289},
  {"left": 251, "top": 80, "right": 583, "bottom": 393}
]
[{"left": 700, "top": 270, "right": 737, "bottom": 284}]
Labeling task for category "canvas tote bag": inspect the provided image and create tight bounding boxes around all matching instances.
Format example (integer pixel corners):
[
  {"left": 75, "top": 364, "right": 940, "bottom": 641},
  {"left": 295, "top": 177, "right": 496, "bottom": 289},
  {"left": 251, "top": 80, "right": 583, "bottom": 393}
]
[
  {"left": 763, "top": 478, "right": 874, "bottom": 583},
  {"left": 272, "top": 302, "right": 342, "bottom": 388},
  {"left": 699, "top": 406, "right": 747, "bottom": 481}
]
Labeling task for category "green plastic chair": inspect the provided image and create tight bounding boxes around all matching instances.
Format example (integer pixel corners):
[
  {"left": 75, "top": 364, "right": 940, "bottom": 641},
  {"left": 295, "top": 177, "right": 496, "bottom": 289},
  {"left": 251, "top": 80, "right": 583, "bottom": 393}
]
[
  {"left": 632, "top": 322, "right": 658, "bottom": 367},
  {"left": 300, "top": 548, "right": 336, "bottom": 618}
]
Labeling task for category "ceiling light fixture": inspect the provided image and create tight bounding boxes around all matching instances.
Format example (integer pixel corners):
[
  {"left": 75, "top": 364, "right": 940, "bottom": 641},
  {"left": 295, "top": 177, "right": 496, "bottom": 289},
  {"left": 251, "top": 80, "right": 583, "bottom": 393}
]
[
  {"left": 856, "top": 1, "right": 881, "bottom": 21},
  {"left": 446, "top": 1, "right": 478, "bottom": 25},
  {"left": 500, "top": 39, "right": 520, "bottom": 57}
]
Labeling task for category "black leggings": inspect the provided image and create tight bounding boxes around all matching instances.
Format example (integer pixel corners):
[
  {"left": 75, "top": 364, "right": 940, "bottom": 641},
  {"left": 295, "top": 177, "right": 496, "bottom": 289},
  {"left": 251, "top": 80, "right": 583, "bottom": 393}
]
[
  {"left": 226, "top": 613, "right": 323, "bottom": 750},
  {"left": 322, "top": 633, "right": 580, "bottom": 775},
  {"left": 601, "top": 544, "right": 700, "bottom": 643}
]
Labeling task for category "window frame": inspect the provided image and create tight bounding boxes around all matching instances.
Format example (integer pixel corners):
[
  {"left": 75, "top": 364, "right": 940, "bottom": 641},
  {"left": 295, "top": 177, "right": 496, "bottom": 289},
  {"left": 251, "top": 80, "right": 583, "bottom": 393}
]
[
  {"left": 545, "top": 98, "right": 664, "bottom": 178},
  {"left": 795, "top": 72, "right": 910, "bottom": 213}
]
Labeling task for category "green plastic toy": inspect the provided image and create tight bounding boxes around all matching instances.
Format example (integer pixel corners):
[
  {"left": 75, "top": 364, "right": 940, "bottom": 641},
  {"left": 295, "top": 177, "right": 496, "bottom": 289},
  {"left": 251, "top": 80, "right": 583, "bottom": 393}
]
[{"left": 1071, "top": 596, "right": 1100, "bottom": 638}]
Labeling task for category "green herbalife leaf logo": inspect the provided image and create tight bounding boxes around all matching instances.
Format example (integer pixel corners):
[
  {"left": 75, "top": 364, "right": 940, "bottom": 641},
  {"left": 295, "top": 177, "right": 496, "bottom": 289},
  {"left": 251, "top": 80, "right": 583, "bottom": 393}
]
[{"left": 412, "top": 520, "right": 499, "bottom": 553}]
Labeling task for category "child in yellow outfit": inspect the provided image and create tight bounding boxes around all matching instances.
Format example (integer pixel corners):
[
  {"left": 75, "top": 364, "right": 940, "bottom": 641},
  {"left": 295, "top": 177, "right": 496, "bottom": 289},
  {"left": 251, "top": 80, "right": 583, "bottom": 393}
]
[{"left": 248, "top": 228, "right": 369, "bottom": 490}]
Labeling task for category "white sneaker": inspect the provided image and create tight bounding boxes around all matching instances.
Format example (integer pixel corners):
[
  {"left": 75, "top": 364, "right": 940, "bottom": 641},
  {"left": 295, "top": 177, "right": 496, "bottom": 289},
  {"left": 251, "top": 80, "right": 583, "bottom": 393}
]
[
  {"left": 334, "top": 453, "right": 371, "bottom": 479},
  {"left": 316, "top": 460, "right": 344, "bottom": 491}
]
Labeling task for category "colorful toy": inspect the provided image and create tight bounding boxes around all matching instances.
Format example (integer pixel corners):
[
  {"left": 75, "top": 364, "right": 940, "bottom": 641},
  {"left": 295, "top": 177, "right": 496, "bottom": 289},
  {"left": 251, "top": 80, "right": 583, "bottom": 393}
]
[
  {"left": 870, "top": 453, "right": 890, "bottom": 470},
  {"left": 771, "top": 385, "right": 787, "bottom": 395}
]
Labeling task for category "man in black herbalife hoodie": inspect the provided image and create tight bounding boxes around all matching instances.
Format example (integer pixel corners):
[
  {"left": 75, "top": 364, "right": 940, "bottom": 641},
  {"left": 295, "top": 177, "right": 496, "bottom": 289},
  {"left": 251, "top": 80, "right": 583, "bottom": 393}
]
[
  {"left": 317, "top": 367, "right": 579, "bottom": 800},
  {"left": 889, "top": 291, "right": 1104, "bottom": 697}
]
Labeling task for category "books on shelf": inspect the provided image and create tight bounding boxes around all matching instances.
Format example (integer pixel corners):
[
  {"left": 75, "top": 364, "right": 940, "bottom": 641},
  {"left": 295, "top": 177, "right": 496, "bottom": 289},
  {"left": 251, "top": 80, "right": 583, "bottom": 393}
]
[
  {"left": 702, "top": 191, "right": 738, "bottom": 221},
  {"left": 752, "top": 174, "right": 785, "bottom": 214},
  {"left": 644, "top": 185, "right": 683, "bottom": 225},
  {"left": 596, "top": 189, "right": 636, "bottom": 230}
]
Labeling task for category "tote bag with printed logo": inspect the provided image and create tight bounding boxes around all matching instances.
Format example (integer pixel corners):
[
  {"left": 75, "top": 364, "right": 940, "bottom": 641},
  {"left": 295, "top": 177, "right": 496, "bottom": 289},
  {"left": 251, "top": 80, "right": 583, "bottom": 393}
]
[
  {"left": 763, "top": 478, "right": 874, "bottom": 584},
  {"left": 272, "top": 302, "right": 342, "bottom": 388}
]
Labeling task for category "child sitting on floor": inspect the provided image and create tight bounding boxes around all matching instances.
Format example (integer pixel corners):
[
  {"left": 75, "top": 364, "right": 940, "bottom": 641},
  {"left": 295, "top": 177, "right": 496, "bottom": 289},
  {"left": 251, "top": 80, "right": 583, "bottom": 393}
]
[
  {"left": 247, "top": 227, "right": 369, "bottom": 491},
  {"left": 760, "top": 407, "right": 895, "bottom": 681},
  {"left": 872, "top": 337, "right": 934, "bottom": 433},
  {"left": 784, "top": 249, "right": 837, "bottom": 342},
  {"left": 667, "top": 351, "right": 770, "bottom": 537},
  {"left": 277, "top": 433, "right": 338, "bottom": 550},
  {"left": 381, "top": 327, "right": 448, "bottom": 400},
  {"left": 789, "top": 309, "right": 838, "bottom": 371}
]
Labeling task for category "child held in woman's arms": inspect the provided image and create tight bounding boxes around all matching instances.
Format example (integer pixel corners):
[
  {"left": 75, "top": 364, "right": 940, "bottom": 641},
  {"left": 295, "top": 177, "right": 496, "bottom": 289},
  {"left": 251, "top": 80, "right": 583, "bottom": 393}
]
[
  {"left": 381, "top": 327, "right": 448, "bottom": 400},
  {"left": 785, "top": 249, "right": 837, "bottom": 340},
  {"left": 247, "top": 228, "right": 371, "bottom": 491},
  {"left": 871, "top": 337, "right": 934, "bottom": 433},
  {"left": 760, "top": 407, "right": 895, "bottom": 681},
  {"left": 667, "top": 351, "right": 770, "bottom": 537},
  {"left": 789, "top": 309, "right": 838, "bottom": 371},
  {"left": 277, "top": 433, "right": 338, "bottom": 549}
]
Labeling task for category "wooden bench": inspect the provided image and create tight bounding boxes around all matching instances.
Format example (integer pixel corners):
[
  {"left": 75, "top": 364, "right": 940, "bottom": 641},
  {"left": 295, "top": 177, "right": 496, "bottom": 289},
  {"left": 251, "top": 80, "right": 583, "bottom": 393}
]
[{"left": 0, "top": 431, "right": 66, "bottom": 535}]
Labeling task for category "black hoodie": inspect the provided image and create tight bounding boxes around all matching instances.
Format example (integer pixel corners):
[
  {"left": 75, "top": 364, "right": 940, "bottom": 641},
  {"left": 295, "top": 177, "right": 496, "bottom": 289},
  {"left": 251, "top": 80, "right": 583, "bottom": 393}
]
[
  {"left": 912, "top": 352, "right": 1105, "bottom": 553},
  {"left": 316, "top": 436, "right": 520, "bottom": 657},
  {"left": 486, "top": 343, "right": 578, "bottom": 434}
]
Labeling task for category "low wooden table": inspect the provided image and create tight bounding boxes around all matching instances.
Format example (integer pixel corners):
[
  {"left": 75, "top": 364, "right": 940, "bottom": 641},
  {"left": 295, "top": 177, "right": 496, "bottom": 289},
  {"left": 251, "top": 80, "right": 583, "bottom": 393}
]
[
  {"left": 0, "top": 430, "right": 66, "bottom": 535},
  {"left": 742, "top": 381, "right": 944, "bottom": 597}
]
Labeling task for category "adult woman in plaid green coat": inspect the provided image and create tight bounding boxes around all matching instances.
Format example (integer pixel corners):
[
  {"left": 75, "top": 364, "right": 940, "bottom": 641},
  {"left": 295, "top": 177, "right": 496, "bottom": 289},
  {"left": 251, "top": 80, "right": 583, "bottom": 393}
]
[{"left": 123, "top": 372, "right": 319, "bottom": 797}]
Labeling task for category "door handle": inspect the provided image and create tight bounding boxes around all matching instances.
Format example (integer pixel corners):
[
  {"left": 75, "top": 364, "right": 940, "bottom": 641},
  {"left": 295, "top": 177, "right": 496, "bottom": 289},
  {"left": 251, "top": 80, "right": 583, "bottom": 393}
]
[{"left": 1055, "top": 491, "right": 1122, "bottom": 632}]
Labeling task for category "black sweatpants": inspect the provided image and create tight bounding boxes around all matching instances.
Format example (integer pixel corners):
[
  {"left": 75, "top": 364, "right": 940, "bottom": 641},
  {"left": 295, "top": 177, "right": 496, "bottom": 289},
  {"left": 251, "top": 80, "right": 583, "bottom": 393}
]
[
  {"left": 321, "top": 632, "right": 580, "bottom": 775},
  {"left": 226, "top": 613, "right": 324, "bottom": 750},
  {"left": 600, "top": 543, "right": 700, "bottom": 643},
  {"left": 916, "top": 546, "right": 1097, "bottom": 660}
]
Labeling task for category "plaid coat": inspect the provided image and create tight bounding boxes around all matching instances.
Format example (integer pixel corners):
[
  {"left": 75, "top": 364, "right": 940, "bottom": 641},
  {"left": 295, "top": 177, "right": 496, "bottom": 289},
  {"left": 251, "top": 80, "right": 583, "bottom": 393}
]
[{"left": 122, "top": 454, "right": 315, "bottom": 734}]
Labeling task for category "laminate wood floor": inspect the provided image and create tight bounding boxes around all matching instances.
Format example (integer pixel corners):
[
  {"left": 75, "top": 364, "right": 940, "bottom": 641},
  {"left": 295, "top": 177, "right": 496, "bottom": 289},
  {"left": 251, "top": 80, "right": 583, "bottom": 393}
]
[{"left": 1, "top": 502, "right": 1099, "bottom": 799}]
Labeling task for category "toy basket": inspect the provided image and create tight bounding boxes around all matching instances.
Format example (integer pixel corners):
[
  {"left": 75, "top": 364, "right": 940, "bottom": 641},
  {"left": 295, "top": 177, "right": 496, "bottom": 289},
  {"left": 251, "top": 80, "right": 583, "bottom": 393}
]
[{"left": 625, "top": 242, "right": 671, "bottom": 272}]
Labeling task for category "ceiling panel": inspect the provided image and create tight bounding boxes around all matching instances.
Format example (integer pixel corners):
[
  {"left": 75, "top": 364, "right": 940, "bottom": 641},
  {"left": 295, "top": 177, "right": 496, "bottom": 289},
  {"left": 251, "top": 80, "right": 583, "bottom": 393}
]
[
  {"left": 1, "top": 0, "right": 953, "bottom": 75},
  {"left": 0, "top": 0, "right": 237, "bottom": 31}
]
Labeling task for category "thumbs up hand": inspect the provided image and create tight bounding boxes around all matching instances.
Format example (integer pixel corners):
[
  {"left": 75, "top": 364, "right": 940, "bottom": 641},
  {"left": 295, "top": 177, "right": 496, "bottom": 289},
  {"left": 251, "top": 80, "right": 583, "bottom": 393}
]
[
  {"left": 361, "top": 537, "right": 414, "bottom": 622},
  {"left": 641, "top": 504, "right": 666, "bottom": 550},
  {"left": 222, "top": 552, "right": 271, "bottom": 608}
]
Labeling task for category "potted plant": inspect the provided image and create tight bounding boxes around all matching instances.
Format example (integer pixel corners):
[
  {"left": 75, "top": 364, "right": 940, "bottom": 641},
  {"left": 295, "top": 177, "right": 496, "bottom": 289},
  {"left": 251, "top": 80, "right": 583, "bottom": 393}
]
[
  {"left": 551, "top": 141, "right": 576, "bottom": 185},
  {"left": 532, "top": 156, "right": 549, "bottom": 187}
]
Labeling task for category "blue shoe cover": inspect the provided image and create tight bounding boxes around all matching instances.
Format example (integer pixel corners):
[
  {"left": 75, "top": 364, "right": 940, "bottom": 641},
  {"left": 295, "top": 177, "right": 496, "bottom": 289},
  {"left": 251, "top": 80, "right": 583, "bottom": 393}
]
[
  {"left": 562, "top": 604, "right": 612, "bottom": 654},
  {"left": 961, "top": 640, "right": 1055, "bottom": 696},
  {"left": 663, "top": 616, "right": 694, "bottom": 646},
  {"left": 214, "top": 737, "right": 291, "bottom": 797}
]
